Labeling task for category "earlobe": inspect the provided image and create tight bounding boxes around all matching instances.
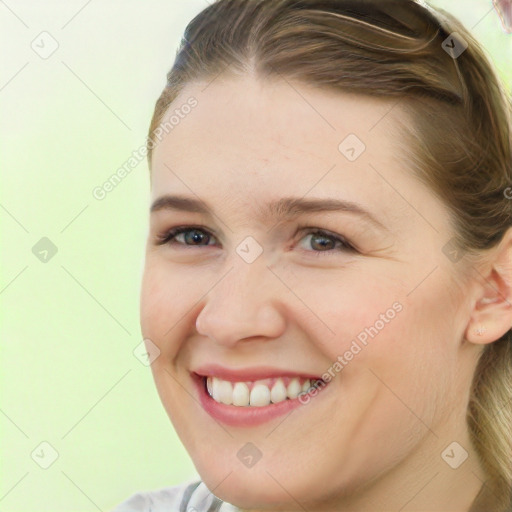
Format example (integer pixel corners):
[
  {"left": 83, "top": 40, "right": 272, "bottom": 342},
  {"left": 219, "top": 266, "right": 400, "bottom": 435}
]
[
  {"left": 464, "top": 229, "right": 512, "bottom": 346},
  {"left": 475, "top": 325, "right": 487, "bottom": 336}
]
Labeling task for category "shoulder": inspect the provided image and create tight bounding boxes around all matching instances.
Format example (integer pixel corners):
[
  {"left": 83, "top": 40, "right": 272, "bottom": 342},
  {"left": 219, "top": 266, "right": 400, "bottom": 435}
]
[
  {"left": 111, "top": 479, "right": 201, "bottom": 511},
  {"left": 111, "top": 479, "right": 239, "bottom": 512}
]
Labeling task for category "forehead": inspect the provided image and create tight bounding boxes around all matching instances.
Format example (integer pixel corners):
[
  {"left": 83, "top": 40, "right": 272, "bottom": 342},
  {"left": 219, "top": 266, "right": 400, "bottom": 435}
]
[
  {"left": 149, "top": 75, "right": 432, "bottom": 230},
  {"left": 153, "top": 75, "right": 404, "bottom": 166}
]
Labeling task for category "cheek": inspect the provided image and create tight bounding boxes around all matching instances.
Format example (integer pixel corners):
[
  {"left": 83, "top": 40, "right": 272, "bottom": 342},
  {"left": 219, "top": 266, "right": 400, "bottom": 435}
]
[
  {"left": 281, "top": 265, "right": 408, "bottom": 363},
  {"left": 139, "top": 257, "right": 199, "bottom": 350},
  {"left": 343, "top": 279, "right": 459, "bottom": 429},
  {"left": 303, "top": 267, "right": 457, "bottom": 416},
  {"left": 139, "top": 263, "right": 167, "bottom": 338}
]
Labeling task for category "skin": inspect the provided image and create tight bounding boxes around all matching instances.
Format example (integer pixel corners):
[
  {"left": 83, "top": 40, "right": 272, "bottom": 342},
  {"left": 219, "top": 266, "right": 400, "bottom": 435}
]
[
  {"left": 140, "top": 74, "right": 512, "bottom": 512},
  {"left": 493, "top": 0, "right": 512, "bottom": 32}
]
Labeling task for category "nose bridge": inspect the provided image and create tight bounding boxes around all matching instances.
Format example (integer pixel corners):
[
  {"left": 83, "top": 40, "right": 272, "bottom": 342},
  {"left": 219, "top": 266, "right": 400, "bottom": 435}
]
[{"left": 195, "top": 251, "right": 286, "bottom": 344}]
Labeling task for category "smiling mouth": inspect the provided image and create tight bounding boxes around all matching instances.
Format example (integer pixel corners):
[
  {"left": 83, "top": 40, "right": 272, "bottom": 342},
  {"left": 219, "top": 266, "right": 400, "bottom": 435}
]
[{"left": 201, "top": 375, "right": 327, "bottom": 407}]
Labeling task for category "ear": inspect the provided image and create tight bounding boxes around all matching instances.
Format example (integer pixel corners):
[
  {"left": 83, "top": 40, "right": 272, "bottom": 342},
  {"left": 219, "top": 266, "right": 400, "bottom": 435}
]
[{"left": 465, "top": 227, "right": 512, "bottom": 345}]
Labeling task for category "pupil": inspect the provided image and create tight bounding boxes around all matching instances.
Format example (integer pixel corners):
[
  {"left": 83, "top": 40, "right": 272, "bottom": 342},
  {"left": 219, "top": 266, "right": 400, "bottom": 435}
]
[
  {"left": 187, "top": 230, "right": 205, "bottom": 245},
  {"left": 312, "top": 234, "right": 333, "bottom": 250}
]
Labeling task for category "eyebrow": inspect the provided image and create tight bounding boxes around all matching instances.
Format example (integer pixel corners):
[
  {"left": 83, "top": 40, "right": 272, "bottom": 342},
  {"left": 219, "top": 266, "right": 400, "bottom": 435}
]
[{"left": 150, "top": 194, "right": 387, "bottom": 231}]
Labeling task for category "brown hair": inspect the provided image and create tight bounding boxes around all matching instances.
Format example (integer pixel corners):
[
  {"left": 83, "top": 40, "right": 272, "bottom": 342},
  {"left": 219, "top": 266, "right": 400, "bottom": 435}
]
[{"left": 147, "top": 0, "right": 512, "bottom": 508}]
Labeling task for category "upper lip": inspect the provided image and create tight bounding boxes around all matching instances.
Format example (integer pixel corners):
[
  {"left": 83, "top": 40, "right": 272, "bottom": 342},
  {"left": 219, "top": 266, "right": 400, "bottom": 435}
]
[{"left": 193, "top": 364, "right": 324, "bottom": 382}]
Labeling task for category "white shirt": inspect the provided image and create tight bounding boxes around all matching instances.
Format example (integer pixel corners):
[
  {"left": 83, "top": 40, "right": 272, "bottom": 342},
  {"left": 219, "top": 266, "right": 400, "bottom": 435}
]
[
  {"left": 112, "top": 478, "right": 509, "bottom": 511},
  {"left": 111, "top": 479, "right": 240, "bottom": 512}
]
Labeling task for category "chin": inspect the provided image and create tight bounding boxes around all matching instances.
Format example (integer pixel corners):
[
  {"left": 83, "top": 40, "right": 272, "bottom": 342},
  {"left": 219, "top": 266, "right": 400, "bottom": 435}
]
[{"left": 203, "top": 472, "right": 305, "bottom": 510}]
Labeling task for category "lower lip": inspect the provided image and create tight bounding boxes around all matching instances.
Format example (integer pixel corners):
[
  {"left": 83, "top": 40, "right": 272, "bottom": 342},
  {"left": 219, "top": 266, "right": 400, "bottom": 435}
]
[{"left": 192, "top": 373, "right": 330, "bottom": 427}]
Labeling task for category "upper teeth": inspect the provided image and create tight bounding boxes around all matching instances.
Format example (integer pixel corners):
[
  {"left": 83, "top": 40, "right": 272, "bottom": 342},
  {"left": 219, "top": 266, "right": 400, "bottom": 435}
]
[{"left": 206, "top": 376, "right": 322, "bottom": 407}]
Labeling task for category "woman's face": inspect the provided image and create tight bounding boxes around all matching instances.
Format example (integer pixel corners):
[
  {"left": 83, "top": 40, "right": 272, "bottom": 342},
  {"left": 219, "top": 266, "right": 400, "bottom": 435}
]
[{"left": 140, "top": 76, "right": 482, "bottom": 510}]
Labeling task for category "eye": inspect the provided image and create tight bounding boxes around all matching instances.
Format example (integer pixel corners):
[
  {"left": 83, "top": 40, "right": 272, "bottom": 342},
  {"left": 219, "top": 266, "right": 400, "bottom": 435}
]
[
  {"left": 154, "top": 225, "right": 358, "bottom": 255},
  {"left": 155, "top": 226, "right": 217, "bottom": 247},
  {"left": 295, "top": 227, "right": 357, "bottom": 256}
]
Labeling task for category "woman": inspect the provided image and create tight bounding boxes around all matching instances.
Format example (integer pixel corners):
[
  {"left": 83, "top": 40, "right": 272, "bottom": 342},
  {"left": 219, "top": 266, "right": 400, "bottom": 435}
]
[{"left": 114, "top": 0, "right": 512, "bottom": 510}]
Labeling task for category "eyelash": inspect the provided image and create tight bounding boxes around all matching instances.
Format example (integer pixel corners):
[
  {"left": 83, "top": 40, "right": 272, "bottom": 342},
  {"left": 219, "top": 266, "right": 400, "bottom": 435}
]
[{"left": 155, "top": 225, "right": 357, "bottom": 256}]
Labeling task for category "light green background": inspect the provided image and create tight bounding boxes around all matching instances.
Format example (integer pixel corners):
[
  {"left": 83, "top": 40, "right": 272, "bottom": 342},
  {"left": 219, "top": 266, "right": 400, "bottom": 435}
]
[{"left": 1, "top": 1, "right": 510, "bottom": 511}]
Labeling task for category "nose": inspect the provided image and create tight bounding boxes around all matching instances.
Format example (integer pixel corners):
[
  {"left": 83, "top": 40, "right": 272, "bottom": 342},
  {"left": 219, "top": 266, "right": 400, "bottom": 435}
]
[{"left": 195, "top": 259, "right": 287, "bottom": 347}]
